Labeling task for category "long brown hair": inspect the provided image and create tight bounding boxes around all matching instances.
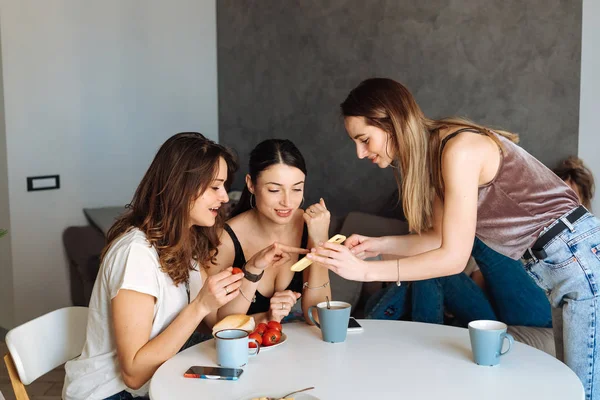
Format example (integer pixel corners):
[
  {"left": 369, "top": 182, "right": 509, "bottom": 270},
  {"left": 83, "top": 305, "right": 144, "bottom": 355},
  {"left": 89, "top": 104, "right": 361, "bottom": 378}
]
[
  {"left": 102, "top": 132, "right": 237, "bottom": 285},
  {"left": 341, "top": 78, "right": 519, "bottom": 233},
  {"left": 553, "top": 156, "right": 595, "bottom": 209}
]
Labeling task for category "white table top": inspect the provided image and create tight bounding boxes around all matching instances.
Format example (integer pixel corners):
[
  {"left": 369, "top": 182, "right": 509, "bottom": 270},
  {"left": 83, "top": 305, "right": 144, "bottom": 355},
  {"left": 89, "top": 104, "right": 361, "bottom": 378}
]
[{"left": 149, "top": 320, "right": 584, "bottom": 400}]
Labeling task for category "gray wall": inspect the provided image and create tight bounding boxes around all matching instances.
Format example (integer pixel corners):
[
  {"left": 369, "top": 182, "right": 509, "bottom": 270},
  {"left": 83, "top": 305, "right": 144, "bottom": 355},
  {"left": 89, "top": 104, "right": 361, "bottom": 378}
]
[{"left": 218, "top": 0, "right": 581, "bottom": 216}]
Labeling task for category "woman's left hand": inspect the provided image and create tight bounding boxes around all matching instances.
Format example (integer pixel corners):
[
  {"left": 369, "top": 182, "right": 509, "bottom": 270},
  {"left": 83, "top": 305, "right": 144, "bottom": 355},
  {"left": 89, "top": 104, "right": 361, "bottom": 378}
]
[
  {"left": 303, "top": 198, "right": 331, "bottom": 243},
  {"left": 306, "top": 242, "right": 369, "bottom": 282}
]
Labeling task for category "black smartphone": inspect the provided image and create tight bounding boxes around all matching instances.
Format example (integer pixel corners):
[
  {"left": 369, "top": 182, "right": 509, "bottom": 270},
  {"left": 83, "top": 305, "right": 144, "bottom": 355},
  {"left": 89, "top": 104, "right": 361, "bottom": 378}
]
[
  {"left": 348, "top": 317, "right": 363, "bottom": 332},
  {"left": 183, "top": 366, "right": 244, "bottom": 380}
]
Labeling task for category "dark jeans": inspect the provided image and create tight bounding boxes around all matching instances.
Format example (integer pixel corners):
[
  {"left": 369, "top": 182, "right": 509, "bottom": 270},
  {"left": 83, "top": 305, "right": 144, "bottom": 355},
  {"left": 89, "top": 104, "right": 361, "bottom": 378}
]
[
  {"left": 365, "top": 237, "right": 552, "bottom": 328},
  {"left": 103, "top": 331, "right": 212, "bottom": 400},
  {"left": 104, "top": 392, "right": 147, "bottom": 400}
]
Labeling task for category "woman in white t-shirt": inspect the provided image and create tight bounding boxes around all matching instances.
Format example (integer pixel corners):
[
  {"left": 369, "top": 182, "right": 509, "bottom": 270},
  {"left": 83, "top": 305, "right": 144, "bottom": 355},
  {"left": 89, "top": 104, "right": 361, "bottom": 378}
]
[{"left": 63, "top": 132, "right": 307, "bottom": 400}]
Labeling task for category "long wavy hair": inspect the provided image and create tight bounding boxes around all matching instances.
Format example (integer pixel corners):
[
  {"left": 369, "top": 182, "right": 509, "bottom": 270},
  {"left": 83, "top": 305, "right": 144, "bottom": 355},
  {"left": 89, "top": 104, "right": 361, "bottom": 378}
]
[
  {"left": 341, "top": 78, "right": 519, "bottom": 233},
  {"left": 231, "top": 139, "right": 307, "bottom": 218},
  {"left": 101, "top": 132, "right": 237, "bottom": 285},
  {"left": 553, "top": 156, "right": 595, "bottom": 209}
]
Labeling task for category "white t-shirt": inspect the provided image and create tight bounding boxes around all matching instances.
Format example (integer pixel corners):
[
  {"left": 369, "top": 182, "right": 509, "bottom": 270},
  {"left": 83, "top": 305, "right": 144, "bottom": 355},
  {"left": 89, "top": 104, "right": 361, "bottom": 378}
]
[{"left": 63, "top": 228, "right": 203, "bottom": 400}]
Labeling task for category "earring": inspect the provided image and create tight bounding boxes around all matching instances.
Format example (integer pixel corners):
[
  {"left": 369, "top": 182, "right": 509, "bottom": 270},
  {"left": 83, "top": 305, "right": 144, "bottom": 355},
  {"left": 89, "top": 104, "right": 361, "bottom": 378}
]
[{"left": 250, "top": 193, "right": 255, "bottom": 209}]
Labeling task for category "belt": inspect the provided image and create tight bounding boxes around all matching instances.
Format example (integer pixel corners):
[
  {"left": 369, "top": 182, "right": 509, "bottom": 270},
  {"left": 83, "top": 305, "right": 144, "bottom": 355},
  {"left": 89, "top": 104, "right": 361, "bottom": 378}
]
[{"left": 522, "top": 205, "right": 588, "bottom": 261}]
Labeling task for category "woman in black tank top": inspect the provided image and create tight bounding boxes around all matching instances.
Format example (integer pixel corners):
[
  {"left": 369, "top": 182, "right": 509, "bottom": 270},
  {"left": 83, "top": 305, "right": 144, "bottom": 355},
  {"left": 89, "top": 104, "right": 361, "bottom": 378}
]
[{"left": 211, "top": 139, "right": 332, "bottom": 325}]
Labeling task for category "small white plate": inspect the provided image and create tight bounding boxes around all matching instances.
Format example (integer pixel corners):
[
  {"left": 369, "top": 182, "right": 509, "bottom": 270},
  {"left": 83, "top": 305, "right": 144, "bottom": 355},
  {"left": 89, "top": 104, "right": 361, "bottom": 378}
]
[
  {"left": 259, "top": 332, "right": 287, "bottom": 351},
  {"left": 239, "top": 393, "right": 319, "bottom": 400}
]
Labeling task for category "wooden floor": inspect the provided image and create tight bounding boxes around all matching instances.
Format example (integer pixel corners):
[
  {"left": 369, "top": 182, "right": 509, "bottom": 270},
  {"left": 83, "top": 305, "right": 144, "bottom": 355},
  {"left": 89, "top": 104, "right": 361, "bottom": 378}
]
[{"left": 0, "top": 341, "right": 64, "bottom": 400}]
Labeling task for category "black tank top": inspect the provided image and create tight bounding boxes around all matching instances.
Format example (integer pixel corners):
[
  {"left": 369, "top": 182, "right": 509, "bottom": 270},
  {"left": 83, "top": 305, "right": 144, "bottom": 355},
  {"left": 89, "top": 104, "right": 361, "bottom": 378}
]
[{"left": 222, "top": 224, "right": 308, "bottom": 315}]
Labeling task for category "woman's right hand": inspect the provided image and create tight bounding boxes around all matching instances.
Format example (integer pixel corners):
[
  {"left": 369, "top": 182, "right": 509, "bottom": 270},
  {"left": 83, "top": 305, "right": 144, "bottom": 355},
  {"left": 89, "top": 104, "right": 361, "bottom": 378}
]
[
  {"left": 344, "top": 234, "right": 386, "bottom": 260},
  {"left": 268, "top": 290, "right": 301, "bottom": 322},
  {"left": 246, "top": 243, "right": 309, "bottom": 271},
  {"left": 194, "top": 268, "right": 243, "bottom": 315}
]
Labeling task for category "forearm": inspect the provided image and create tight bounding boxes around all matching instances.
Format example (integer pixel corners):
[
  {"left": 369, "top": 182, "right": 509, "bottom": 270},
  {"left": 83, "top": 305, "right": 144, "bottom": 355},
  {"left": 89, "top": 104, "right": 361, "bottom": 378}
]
[
  {"left": 121, "top": 302, "right": 208, "bottom": 389},
  {"left": 380, "top": 231, "right": 441, "bottom": 257},
  {"left": 301, "top": 264, "right": 331, "bottom": 324},
  {"left": 365, "top": 247, "right": 466, "bottom": 283},
  {"left": 217, "top": 265, "right": 261, "bottom": 320}
]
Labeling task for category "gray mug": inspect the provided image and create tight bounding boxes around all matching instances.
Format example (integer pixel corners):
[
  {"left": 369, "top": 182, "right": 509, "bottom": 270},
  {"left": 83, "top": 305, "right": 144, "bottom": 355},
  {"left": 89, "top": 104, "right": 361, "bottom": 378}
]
[
  {"left": 468, "top": 320, "right": 514, "bottom": 366},
  {"left": 214, "top": 329, "right": 260, "bottom": 368},
  {"left": 308, "top": 301, "right": 351, "bottom": 343}
]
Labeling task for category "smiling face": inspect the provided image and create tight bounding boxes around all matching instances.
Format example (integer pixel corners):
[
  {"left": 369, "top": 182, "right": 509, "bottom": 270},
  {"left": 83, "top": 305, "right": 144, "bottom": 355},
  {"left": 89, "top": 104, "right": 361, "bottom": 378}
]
[
  {"left": 247, "top": 163, "right": 305, "bottom": 224},
  {"left": 344, "top": 116, "right": 395, "bottom": 168},
  {"left": 189, "top": 157, "right": 230, "bottom": 227}
]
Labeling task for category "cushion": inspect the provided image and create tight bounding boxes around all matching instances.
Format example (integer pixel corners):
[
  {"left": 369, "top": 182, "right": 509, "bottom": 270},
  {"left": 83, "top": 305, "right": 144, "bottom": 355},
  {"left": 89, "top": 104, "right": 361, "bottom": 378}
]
[{"left": 507, "top": 326, "right": 555, "bottom": 356}]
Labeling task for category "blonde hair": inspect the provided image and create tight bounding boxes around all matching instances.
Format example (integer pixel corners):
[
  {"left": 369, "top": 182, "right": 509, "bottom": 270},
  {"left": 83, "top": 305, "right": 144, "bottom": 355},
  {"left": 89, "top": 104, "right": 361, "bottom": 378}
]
[{"left": 341, "top": 78, "right": 519, "bottom": 233}]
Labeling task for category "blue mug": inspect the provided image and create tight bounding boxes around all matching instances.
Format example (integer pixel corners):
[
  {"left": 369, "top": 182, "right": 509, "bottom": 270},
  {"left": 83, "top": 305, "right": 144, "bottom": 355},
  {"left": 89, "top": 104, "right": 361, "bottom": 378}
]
[
  {"left": 214, "top": 329, "right": 260, "bottom": 368},
  {"left": 468, "top": 320, "right": 514, "bottom": 366},
  {"left": 308, "top": 301, "right": 351, "bottom": 343}
]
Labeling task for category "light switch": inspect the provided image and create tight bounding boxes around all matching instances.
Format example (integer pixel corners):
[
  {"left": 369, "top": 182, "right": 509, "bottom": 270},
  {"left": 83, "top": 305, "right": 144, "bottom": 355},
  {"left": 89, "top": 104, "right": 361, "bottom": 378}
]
[{"left": 27, "top": 175, "right": 60, "bottom": 191}]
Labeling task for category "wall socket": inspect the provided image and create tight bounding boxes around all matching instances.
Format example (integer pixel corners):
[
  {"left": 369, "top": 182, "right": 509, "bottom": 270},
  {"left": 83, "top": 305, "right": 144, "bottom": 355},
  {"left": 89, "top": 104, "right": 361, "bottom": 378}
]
[{"left": 27, "top": 175, "right": 60, "bottom": 191}]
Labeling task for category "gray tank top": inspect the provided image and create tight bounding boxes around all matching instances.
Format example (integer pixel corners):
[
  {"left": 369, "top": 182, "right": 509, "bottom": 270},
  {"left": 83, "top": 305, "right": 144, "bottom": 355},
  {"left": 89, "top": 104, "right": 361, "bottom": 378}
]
[{"left": 441, "top": 129, "right": 579, "bottom": 259}]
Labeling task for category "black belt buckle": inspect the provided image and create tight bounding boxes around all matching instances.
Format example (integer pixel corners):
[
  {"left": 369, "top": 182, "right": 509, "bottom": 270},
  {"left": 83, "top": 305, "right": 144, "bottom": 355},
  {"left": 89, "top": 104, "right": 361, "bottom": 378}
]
[{"left": 523, "top": 247, "right": 547, "bottom": 262}]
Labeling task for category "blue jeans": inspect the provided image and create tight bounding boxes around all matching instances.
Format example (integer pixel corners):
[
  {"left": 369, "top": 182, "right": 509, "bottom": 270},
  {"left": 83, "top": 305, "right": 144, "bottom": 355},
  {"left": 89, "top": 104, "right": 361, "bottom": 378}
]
[
  {"left": 524, "top": 210, "right": 600, "bottom": 400},
  {"left": 104, "top": 392, "right": 147, "bottom": 400},
  {"left": 365, "top": 238, "right": 552, "bottom": 327}
]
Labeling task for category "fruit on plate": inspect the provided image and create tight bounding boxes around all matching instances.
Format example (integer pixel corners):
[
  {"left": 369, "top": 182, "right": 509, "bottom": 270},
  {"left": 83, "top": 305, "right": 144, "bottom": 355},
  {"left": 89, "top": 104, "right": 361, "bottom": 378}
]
[
  {"left": 212, "top": 314, "right": 255, "bottom": 335},
  {"left": 249, "top": 332, "right": 262, "bottom": 348},
  {"left": 248, "top": 320, "right": 284, "bottom": 347},
  {"left": 255, "top": 322, "right": 268, "bottom": 335},
  {"left": 267, "top": 320, "right": 282, "bottom": 332},
  {"left": 262, "top": 328, "right": 282, "bottom": 346}
]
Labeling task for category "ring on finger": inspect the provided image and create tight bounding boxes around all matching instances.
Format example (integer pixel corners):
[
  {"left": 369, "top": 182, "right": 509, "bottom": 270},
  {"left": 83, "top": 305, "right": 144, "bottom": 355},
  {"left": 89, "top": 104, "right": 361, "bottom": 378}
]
[
  {"left": 224, "top": 286, "right": 230, "bottom": 295},
  {"left": 281, "top": 303, "right": 285, "bottom": 310}
]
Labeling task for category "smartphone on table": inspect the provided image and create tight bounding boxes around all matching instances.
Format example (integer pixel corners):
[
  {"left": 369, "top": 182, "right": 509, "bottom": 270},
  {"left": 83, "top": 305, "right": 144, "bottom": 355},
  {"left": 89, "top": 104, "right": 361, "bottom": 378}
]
[
  {"left": 348, "top": 317, "right": 363, "bottom": 332},
  {"left": 184, "top": 366, "right": 243, "bottom": 380}
]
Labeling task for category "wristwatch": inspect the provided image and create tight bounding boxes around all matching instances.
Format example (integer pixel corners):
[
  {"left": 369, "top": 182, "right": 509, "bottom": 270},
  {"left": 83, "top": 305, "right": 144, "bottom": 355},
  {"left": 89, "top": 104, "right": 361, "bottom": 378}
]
[{"left": 241, "top": 262, "right": 264, "bottom": 283}]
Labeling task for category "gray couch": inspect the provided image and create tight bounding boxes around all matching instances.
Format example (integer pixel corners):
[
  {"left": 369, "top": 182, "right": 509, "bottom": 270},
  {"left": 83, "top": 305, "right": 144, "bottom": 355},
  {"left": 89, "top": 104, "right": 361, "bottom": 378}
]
[{"left": 64, "top": 207, "right": 556, "bottom": 356}]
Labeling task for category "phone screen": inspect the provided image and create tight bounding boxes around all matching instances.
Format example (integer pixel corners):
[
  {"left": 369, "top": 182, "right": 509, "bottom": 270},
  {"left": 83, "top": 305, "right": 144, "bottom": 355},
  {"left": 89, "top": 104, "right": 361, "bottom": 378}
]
[
  {"left": 348, "top": 317, "right": 362, "bottom": 329},
  {"left": 184, "top": 366, "right": 244, "bottom": 380}
]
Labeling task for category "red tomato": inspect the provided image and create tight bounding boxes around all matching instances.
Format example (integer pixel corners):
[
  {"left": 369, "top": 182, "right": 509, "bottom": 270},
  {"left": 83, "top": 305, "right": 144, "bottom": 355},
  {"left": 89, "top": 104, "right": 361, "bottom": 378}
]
[
  {"left": 267, "top": 321, "right": 282, "bottom": 332},
  {"left": 262, "top": 329, "right": 282, "bottom": 346},
  {"left": 255, "top": 323, "right": 268, "bottom": 335},
  {"left": 232, "top": 267, "right": 243, "bottom": 275},
  {"left": 248, "top": 332, "right": 262, "bottom": 348}
]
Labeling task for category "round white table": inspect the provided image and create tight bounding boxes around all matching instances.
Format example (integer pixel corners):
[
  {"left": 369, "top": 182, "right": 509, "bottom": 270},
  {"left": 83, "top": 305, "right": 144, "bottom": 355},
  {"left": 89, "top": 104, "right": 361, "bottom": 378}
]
[{"left": 149, "top": 320, "right": 584, "bottom": 400}]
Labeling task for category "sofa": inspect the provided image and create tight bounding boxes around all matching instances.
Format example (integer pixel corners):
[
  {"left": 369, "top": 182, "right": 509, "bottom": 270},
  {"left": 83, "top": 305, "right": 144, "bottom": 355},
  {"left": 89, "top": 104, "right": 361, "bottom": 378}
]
[{"left": 63, "top": 207, "right": 556, "bottom": 356}]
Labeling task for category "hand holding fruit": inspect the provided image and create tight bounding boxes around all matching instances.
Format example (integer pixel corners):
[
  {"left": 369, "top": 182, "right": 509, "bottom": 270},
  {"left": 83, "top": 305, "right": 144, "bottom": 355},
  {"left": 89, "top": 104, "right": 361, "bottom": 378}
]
[{"left": 195, "top": 267, "right": 243, "bottom": 315}]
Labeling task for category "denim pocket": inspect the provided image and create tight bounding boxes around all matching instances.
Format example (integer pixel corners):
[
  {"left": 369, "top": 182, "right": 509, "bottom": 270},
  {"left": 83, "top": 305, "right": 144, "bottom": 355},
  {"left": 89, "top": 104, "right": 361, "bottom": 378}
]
[
  {"left": 565, "top": 224, "right": 600, "bottom": 246},
  {"left": 541, "top": 240, "right": 578, "bottom": 269}
]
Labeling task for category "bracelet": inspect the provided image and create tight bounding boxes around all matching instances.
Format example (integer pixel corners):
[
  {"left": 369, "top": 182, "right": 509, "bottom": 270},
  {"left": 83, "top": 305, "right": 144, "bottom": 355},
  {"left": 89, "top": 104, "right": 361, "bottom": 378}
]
[
  {"left": 303, "top": 280, "right": 330, "bottom": 290},
  {"left": 241, "top": 262, "right": 264, "bottom": 283},
  {"left": 396, "top": 258, "right": 402, "bottom": 287},
  {"left": 239, "top": 288, "right": 256, "bottom": 303}
]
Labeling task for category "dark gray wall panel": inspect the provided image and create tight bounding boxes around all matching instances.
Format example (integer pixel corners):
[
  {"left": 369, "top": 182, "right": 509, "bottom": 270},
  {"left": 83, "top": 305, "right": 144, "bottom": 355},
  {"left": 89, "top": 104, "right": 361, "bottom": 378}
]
[{"left": 218, "top": 0, "right": 581, "bottom": 216}]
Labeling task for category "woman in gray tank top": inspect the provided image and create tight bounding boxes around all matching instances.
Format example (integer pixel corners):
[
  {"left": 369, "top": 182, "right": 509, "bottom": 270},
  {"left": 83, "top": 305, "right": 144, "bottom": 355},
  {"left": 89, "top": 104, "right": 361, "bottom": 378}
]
[{"left": 308, "top": 78, "right": 599, "bottom": 400}]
